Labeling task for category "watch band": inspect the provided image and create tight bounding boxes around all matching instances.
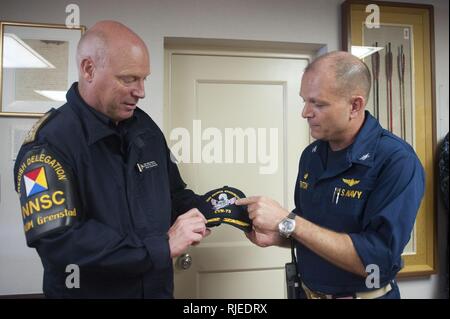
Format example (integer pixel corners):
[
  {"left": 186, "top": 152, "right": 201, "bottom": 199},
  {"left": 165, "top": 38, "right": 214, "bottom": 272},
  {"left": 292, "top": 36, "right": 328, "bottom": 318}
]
[
  {"left": 287, "top": 212, "right": 297, "bottom": 220},
  {"left": 279, "top": 212, "right": 297, "bottom": 238}
]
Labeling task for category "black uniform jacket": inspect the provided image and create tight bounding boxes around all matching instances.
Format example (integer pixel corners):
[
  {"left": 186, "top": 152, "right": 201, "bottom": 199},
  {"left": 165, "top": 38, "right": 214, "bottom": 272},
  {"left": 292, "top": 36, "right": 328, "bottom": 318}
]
[{"left": 14, "top": 83, "right": 199, "bottom": 298}]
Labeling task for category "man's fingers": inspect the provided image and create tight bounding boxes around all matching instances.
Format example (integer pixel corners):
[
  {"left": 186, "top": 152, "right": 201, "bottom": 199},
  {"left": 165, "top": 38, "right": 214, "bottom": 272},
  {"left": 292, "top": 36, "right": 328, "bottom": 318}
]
[
  {"left": 187, "top": 216, "right": 208, "bottom": 227},
  {"left": 191, "top": 220, "right": 205, "bottom": 229},
  {"left": 191, "top": 228, "right": 211, "bottom": 246},
  {"left": 187, "top": 208, "right": 204, "bottom": 219},
  {"left": 180, "top": 208, "right": 207, "bottom": 222},
  {"left": 236, "top": 196, "right": 259, "bottom": 206},
  {"left": 246, "top": 203, "right": 260, "bottom": 213},
  {"left": 191, "top": 233, "right": 203, "bottom": 244},
  {"left": 251, "top": 223, "right": 263, "bottom": 233},
  {"left": 247, "top": 204, "right": 262, "bottom": 220}
]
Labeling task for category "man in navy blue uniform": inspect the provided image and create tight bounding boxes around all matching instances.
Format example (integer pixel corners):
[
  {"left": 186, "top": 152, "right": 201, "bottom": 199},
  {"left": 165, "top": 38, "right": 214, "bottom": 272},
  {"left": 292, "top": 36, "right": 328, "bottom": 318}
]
[
  {"left": 237, "top": 51, "right": 425, "bottom": 299},
  {"left": 13, "top": 21, "right": 209, "bottom": 298}
]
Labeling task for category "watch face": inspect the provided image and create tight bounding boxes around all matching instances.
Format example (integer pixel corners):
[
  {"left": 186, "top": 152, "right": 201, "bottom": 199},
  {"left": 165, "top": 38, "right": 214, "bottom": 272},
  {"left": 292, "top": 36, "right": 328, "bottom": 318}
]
[{"left": 281, "top": 219, "right": 294, "bottom": 232}]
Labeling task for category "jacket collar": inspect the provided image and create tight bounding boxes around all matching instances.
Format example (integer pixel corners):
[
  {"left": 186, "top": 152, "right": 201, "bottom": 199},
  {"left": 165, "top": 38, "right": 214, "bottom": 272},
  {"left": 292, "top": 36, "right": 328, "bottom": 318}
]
[
  {"left": 348, "top": 111, "right": 382, "bottom": 167},
  {"left": 310, "top": 111, "right": 382, "bottom": 181},
  {"left": 66, "top": 82, "right": 137, "bottom": 145}
]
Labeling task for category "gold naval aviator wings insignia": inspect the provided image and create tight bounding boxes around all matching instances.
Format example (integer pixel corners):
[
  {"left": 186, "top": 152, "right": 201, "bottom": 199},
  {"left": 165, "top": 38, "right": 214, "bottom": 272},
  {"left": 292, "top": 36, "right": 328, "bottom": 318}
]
[{"left": 342, "top": 178, "right": 360, "bottom": 187}]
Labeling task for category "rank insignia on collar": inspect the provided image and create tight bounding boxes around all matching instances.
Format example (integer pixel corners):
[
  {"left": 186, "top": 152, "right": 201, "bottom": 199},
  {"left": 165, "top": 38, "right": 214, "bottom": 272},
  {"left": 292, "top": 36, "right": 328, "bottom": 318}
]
[
  {"left": 342, "top": 178, "right": 360, "bottom": 187},
  {"left": 359, "top": 153, "right": 370, "bottom": 161}
]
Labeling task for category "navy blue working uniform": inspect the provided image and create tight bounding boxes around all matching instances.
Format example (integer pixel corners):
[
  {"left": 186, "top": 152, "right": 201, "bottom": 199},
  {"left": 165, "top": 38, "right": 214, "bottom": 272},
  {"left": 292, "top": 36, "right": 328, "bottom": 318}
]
[
  {"left": 293, "top": 111, "right": 425, "bottom": 298},
  {"left": 13, "top": 83, "right": 199, "bottom": 298}
]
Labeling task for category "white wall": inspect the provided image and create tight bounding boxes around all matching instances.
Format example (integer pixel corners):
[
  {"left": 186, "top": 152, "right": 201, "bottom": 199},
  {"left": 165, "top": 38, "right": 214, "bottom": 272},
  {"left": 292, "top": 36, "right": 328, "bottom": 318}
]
[{"left": 0, "top": 0, "right": 448, "bottom": 298}]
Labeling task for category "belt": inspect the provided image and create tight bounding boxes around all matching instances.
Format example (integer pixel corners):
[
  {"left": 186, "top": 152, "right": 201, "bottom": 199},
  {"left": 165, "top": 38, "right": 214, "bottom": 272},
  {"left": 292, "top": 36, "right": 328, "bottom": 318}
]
[{"left": 301, "top": 282, "right": 392, "bottom": 299}]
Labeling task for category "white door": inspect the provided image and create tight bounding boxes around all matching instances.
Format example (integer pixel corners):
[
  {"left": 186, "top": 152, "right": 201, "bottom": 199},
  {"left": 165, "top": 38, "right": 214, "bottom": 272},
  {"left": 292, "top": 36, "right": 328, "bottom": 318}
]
[{"left": 165, "top": 50, "right": 310, "bottom": 298}]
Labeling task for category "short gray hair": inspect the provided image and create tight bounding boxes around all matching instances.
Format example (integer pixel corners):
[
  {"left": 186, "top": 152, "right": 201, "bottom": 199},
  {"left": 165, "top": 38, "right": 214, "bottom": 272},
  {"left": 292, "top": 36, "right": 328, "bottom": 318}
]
[
  {"left": 76, "top": 29, "right": 108, "bottom": 70},
  {"left": 305, "top": 51, "right": 371, "bottom": 101}
]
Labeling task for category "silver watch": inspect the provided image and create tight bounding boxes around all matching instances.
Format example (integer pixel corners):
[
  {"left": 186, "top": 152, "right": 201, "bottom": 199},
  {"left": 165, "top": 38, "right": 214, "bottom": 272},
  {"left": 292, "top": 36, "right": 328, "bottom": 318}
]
[{"left": 278, "top": 212, "right": 296, "bottom": 238}]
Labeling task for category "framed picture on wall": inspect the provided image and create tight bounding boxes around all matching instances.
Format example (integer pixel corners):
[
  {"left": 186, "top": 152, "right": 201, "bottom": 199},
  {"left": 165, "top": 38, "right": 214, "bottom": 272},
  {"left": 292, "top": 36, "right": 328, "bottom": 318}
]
[
  {"left": 342, "top": 0, "right": 436, "bottom": 277},
  {"left": 0, "top": 21, "right": 85, "bottom": 117}
]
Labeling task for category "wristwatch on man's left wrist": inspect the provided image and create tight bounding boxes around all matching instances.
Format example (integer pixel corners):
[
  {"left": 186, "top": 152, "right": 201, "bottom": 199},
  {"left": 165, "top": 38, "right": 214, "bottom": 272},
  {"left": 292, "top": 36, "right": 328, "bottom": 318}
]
[{"left": 278, "top": 212, "right": 297, "bottom": 238}]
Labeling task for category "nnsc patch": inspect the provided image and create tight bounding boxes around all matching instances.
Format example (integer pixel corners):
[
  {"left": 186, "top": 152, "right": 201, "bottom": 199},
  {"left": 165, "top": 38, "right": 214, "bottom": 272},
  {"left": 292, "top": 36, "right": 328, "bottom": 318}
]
[
  {"left": 16, "top": 147, "right": 80, "bottom": 246},
  {"left": 198, "top": 186, "right": 252, "bottom": 232}
]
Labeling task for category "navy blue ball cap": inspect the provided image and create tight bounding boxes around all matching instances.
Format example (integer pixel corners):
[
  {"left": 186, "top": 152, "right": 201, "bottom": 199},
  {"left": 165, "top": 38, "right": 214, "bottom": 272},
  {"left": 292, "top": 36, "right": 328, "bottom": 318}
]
[{"left": 198, "top": 186, "right": 252, "bottom": 232}]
